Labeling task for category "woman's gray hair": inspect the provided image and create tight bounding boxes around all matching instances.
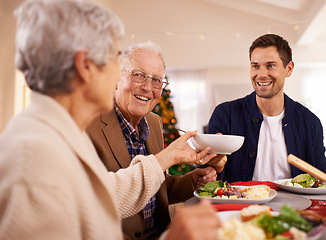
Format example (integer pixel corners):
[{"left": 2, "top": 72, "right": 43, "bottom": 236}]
[
  {"left": 120, "top": 41, "right": 166, "bottom": 71},
  {"left": 14, "top": 0, "right": 124, "bottom": 95}
]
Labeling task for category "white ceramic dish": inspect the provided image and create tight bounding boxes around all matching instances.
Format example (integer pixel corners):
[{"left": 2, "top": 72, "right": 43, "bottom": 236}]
[
  {"left": 194, "top": 186, "right": 277, "bottom": 204},
  {"left": 274, "top": 179, "right": 326, "bottom": 195},
  {"left": 190, "top": 134, "right": 244, "bottom": 154},
  {"left": 217, "top": 210, "right": 278, "bottom": 221},
  {"left": 217, "top": 211, "right": 325, "bottom": 240}
]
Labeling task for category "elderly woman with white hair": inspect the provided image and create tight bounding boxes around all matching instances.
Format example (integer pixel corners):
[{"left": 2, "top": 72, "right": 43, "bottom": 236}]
[{"left": 0, "top": 0, "right": 220, "bottom": 240}]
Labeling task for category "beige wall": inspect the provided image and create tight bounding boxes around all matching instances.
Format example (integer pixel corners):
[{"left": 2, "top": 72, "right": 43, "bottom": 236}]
[
  {"left": 0, "top": 0, "right": 113, "bottom": 132},
  {"left": 0, "top": 0, "right": 317, "bottom": 132},
  {"left": 0, "top": 0, "right": 24, "bottom": 132}
]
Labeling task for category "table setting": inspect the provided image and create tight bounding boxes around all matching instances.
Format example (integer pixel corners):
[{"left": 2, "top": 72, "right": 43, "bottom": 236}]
[
  {"left": 185, "top": 134, "right": 326, "bottom": 217},
  {"left": 183, "top": 133, "right": 326, "bottom": 239},
  {"left": 185, "top": 180, "right": 326, "bottom": 213},
  {"left": 185, "top": 178, "right": 326, "bottom": 239}
]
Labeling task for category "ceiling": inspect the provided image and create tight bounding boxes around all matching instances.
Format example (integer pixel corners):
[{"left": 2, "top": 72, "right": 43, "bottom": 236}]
[{"left": 107, "top": 0, "right": 326, "bottom": 69}]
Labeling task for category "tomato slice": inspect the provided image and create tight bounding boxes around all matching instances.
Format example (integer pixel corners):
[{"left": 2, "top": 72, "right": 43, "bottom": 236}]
[
  {"left": 216, "top": 188, "right": 225, "bottom": 197},
  {"left": 315, "top": 181, "right": 321, "bottom": 187},
  {"left": 281, "top": 231, "right": 294, "bottom": 239}
]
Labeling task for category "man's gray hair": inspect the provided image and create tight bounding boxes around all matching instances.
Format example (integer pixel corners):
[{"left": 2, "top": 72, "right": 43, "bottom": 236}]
[
  {"left": 120, "top": 41, "right": 166, "bottom": 71},
  {"left": 14, "top": 0, "right": 124, "bottom": 95}
]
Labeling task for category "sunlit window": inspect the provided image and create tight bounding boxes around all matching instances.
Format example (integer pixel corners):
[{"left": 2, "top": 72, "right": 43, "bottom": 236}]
[
  {"left": 167, "top": 69, "right": 208, "bottom": 133},
  {"left": 302, "top": 67, "right": 326, "bottom": 139}
]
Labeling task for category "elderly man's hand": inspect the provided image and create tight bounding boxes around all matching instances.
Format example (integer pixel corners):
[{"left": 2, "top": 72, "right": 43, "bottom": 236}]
[{"left": 192, "top": 167, "right": 217, "bottom": 189}]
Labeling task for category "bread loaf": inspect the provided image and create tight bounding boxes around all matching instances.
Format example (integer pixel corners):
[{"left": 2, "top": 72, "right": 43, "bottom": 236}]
[{"left": 240, "top": 205, "right": 271, "bottom": 222}]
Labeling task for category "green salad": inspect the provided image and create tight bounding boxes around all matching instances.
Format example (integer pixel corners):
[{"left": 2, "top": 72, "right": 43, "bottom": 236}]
[
  {"left": 285, "top": 174, "right": 325, "bottom": 188},
  {"left": 195, "top": 180, "right": 245, "bottom": 199},
  {"left": 196, "top": 180, "right": 227, "bottom": 197},
  {"left": 253, "top": 205, "right": 312, "bottom": 239}
]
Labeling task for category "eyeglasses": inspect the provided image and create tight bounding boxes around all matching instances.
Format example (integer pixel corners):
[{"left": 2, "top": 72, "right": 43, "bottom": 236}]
[{"left": 123, "top": 69, "right": 169, "bottom": 90}]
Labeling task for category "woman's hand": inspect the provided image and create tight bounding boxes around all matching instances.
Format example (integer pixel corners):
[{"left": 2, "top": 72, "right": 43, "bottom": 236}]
[
  {"left": 162, "top": 200, "right": 221, "bottom": 240},
  {"left": 155, "top": 130, "right": 217, "bottom": 172}
]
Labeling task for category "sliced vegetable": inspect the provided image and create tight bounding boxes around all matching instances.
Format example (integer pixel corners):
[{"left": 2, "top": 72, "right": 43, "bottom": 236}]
[
  {"left": 196, "top": 180, "right": 225, "bottom": 194},
  {"left": 278, "top": 205, "right": 311, "bottom": 232},
  {"left": 216, "top": 188, "right": 225, "bottom": 197},
  {"left": 291, "top": 173, "right": 325, "bottom": 188},
  {"left": 253, "top": 205, "right": 312, "bottom": 238}
]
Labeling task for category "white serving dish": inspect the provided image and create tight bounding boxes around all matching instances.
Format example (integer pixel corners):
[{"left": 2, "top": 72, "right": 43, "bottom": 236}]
[
  {"left": 274, "top": 178, "right": 326, "bottom": 194},
  {"left": 194, "top": 186, "right": 277, "bottom": 204},
  {"left": 190, "top": 134, "right": 244, "bottom": 154}
]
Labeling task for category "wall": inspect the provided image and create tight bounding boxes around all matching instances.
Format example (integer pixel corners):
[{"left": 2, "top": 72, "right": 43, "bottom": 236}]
[
  {"left": 0, "top": 0, "right": 113, "bottom": 132},
  {"left": 0, "top": 0, "right": 23, "bottom": 132},
  {"left": 206, "top": 67, "right": 252, "bottom": 117},
  {"left": 0, "top": 0, "right": 323, "bottom": 134}
]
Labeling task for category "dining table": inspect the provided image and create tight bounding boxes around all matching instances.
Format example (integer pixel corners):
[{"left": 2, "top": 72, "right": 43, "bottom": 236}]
[{"left": 184, "top": 181, "right": 326, "bottom": 239}]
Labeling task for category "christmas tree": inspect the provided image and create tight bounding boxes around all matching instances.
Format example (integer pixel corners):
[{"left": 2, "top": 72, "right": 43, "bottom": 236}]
[{"left": 152, "top": 88, "right": 195, "bottom": 175}]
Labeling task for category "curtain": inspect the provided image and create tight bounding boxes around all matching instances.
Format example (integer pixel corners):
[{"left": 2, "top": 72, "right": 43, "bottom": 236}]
[
  {"left": 301, "top": 68, "right": 326, "bottom": 139},
  {"left": 166, "top": 69, "right": 208, "bottom": 133}
]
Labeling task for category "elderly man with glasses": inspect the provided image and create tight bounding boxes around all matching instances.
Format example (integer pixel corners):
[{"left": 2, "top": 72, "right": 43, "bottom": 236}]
[{"left": 87, "top": 41, "right": 224, "bottom": 240}]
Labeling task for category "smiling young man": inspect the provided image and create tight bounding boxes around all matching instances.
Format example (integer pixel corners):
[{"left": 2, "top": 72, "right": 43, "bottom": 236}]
[
  {"left": 208, "top": 34, "right": 326, "bottom": 182},
  {"left": 87, "top": 41, "right": 221, "bottom": 240}
]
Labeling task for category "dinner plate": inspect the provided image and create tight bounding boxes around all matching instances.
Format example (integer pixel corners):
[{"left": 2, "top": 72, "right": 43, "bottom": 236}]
[
  {"left": 217, "top": 211, "right": 325, "bottom": 240},
  {"left": 217, "top": 210, "right": 278, "bottom": 221},
  {"left": 274, "top": 179, "right": 326, "bottom": 194},
  {"left": 194, "top": 186, "right": 277, "bottom": 204},
  {"left": 266, "top": 191, "right": 311, "bottom": 212}
]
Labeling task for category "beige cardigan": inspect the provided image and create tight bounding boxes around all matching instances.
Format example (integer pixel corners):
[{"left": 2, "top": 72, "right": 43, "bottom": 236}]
[{"left": 0, "top": 91, "right": 165, "bottom": 240}]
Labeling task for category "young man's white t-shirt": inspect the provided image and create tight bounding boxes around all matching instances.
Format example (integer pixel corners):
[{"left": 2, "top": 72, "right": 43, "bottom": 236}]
[{"left": 252, "top": 109, "right": 291, "bottom": 181}]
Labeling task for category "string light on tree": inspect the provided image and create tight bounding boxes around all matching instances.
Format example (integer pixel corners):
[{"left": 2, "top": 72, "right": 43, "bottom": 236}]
[{"left": 152, "top": 85, "right": 194, "bottom": 175}]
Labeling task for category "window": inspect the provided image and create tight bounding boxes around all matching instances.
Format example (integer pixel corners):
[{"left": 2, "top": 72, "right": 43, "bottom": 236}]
[{"left": 167, "top": 69, "right": 208, "bottom": 133}]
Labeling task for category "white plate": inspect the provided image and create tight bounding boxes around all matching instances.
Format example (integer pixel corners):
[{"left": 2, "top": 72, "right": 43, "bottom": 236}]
[
  {"left": 194, "top": 186, "right": 277, "bottom": 204},
  {"left": 274, "top": 179, "right": 326, "bottom": 194},
  {"left": 218, "top": 210, "right": 278, "bottom": 221},
  {"left": 217, "top": 211, "right": 325, "bottom": 240},
  {"left": 190, "top": 134, "right": 244, "bottom": 154}
]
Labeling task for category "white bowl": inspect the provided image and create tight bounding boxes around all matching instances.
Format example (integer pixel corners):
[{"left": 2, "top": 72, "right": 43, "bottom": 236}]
[{"left": 190, "top": 134, "right": 244, "bottom": 155}]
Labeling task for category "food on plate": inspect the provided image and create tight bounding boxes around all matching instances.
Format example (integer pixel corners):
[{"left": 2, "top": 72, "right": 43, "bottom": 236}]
[
  {"left": 283, "top": 174, "right": 325, "bottom": 188},
  {"left": 217, "top": 215, "right": 266, "bottom": 240},
  {"left": 217, "top": 205, "right": 312, "bottom": 240},
  {"left": 195, "top": 180, "right": 270, "bottom": 199},
  {"left": 253, "top": 205, "right": 312, "bottom": 239},
  {"left": 243, "top": 185, "right": 270, "bottom": 199},
  {"left": 296, "top": 210, "right": 325, "bottom": 227},
  {"left": 240, "top": 205, "right": 271, "bottom": 222}
]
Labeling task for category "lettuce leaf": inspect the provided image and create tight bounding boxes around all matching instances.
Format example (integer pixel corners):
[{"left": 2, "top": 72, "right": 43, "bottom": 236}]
[
  {"left": 254, "top": 205, "right": 312, "bottom": 237},
  {"left": 196, "top": 180, "right": 226, "bottom": 195}
]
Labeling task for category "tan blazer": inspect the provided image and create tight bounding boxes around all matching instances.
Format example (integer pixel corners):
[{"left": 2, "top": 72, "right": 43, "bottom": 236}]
[{"left": 87, "top": 110, "right": 195, "bottom": 240}]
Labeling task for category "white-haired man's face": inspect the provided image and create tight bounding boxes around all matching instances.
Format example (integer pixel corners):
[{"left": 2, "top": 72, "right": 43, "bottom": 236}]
[{"left": 115, "top": 48, "right": 164, "bottom": 127}]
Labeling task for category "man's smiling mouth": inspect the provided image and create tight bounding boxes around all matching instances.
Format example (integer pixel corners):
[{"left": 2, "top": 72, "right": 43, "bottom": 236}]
[
  {"left": 257, "top": 81, "right": 272, "bottom": 86},
  {"left": 135, "top": 95, "right": 150, "bottom": 101}
]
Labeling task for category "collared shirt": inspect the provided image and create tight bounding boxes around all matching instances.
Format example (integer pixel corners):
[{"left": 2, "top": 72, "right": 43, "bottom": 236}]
[{"left": 114, "top": 103, "right": 157, "bottom": 231}]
